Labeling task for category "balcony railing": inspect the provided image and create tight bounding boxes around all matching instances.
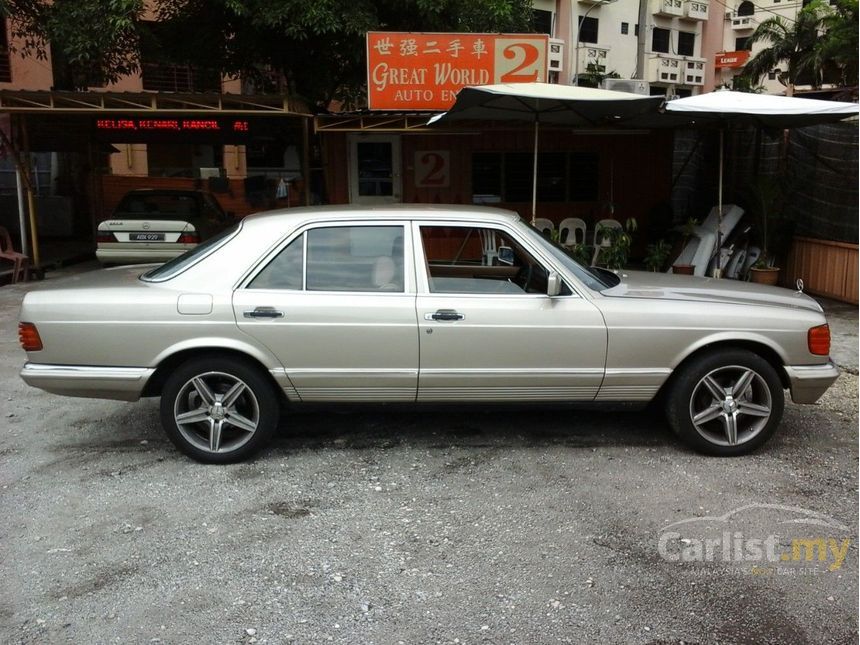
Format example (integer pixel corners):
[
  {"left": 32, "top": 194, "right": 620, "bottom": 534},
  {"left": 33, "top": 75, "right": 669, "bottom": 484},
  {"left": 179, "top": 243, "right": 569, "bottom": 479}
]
[
  {"left": 685, "top": 0, "right": 709, "bottom": 20},
  {"left": 648, "top": 55, "right": 682, "bottom": 83},
  {"left": 576, "top": 44, "right": 610, "bottom": 74},
  {"left": 730, "top": 12, "right": 755, "bottom": 30},
  {"left": 141, "top": 63, "right": 221, "bottom": 93},
  {"left": 684, "top": 60, "right": 706, "bottom": 85},
  {"left": 654, "top": 0, "right": 685, "bottom": 17}
]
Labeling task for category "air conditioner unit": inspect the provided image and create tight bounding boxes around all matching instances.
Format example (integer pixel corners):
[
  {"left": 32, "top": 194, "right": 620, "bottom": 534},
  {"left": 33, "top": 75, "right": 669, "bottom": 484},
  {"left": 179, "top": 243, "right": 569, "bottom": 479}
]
[
  {"left": 548, "top": 38, "right": 564, "bottom": 72},
  {"left": 602, "top": 78, "right": 651, "bottom": 95}
]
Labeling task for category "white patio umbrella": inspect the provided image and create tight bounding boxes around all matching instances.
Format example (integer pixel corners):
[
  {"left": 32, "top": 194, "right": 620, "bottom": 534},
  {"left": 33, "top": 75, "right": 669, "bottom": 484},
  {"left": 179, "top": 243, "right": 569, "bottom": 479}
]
[
  {"left": 665, "top": 90, "right": 859, "bottom": 274},
  {"left": 427, "top": 83, "right": 664, "bottom": 222}
]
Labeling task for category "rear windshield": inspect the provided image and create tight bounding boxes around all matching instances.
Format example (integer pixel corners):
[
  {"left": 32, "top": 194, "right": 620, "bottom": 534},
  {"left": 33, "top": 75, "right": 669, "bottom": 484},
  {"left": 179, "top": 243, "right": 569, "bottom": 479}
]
[
  {"left": 140, "top": 224, "right": 239, "bottom": 282},
  {"left": 115, "top": 193, "right": 201, "bottom": 220}
]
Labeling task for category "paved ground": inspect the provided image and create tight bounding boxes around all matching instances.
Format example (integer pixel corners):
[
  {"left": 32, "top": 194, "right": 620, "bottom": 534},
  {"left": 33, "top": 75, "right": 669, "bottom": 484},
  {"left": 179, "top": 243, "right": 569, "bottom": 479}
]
[{"left": 1, "top": 267, "right": 857, "bottom": 644}]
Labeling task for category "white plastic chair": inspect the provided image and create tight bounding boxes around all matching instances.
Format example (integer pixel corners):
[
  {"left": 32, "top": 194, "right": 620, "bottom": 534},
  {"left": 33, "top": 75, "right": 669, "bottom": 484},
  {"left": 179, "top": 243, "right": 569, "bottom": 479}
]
[
  {"left": 592, "top": 219, "right": 623, "bottom": 265},
  {"left": 532, "top": 218, "right": 554, "bottom": 237},
  {"left": 558, "top": 217, "right": 586, "bottom": 247}
]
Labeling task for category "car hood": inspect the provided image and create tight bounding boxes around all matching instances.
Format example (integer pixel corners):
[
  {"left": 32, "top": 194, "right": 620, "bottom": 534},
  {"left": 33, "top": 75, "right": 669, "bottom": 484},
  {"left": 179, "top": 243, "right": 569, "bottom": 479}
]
[{"left": 601, "top": 270, "right": 822, "bottom": 312}]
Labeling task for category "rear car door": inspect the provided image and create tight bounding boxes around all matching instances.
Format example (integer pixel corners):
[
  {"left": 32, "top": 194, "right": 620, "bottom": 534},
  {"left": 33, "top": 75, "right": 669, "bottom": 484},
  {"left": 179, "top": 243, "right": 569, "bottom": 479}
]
[
  {"left": 413, "top": 221, "right": 607, "bottom": 401},
  {"left": 233, "top": 221, "right": 419, "bottom": 401}
]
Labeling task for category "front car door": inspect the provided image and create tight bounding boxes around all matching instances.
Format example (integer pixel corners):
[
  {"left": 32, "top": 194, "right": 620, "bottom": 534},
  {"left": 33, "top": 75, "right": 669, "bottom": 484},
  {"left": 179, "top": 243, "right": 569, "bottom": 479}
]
[
  {"left": 413, "top": 220, "right": 607, "bottom": 401},
  {"left": 233, "top": 221, "right": 418, "bottom": 401}
]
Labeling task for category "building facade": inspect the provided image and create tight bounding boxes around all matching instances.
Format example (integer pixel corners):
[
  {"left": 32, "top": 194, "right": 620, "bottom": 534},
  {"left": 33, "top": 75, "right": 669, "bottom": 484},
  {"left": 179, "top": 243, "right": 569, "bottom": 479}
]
[{"left": 534, "top": 0, "right": 709, "bottom": 96}]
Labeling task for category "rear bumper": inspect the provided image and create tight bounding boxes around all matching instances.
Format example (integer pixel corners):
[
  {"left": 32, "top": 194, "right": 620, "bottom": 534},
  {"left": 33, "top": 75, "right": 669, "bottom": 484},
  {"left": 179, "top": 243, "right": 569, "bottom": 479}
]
[
  {"left": 784, "top": 361, "right": 840, "bottom": 404},
  {"left": 20, "top": 363, "right": 154, "bottom": 402}
]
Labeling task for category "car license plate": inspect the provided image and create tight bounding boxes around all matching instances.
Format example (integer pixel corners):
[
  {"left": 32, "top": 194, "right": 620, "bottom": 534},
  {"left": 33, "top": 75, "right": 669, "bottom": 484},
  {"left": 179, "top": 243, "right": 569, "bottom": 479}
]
[{"left": 130, "top": 233, "right": 165, "bottom": 241}]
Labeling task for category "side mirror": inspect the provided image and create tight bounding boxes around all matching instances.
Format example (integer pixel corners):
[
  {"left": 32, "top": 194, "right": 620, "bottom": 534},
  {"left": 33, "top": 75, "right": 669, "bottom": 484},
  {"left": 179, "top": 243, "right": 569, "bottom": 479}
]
[
  {"left": 497, "top": 246, "right": 515, "bottom": 266},
  {"left": 547, "top": 272, "right": 562, "bottom": 297}
]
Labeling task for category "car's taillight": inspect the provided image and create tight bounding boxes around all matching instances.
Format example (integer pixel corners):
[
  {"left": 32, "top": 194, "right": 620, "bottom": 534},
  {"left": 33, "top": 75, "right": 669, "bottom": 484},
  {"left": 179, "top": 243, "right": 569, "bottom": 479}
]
[
  {"left": 96, "top": 231, "right": 115, "bottom": 243},
  {"left": 177, "top": 232, "right": 200, "bottom": 244},
  {"left": 18, "top": 322, "right": 43, "bottom": 351},
  {"left": 808, "top": 324, "right": 831, "bottom": 356}
]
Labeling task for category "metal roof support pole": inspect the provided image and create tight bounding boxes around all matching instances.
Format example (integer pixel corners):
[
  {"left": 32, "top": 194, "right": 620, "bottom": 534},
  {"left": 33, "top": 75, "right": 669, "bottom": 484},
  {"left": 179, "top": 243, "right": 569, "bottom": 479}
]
[
  {"left": 15, "top": 164, "right": 28, "bottom": 257},
  {"left": 302, "top": 117, "right": 311, "bottom": 206},
  {"left": 19, "top": 115, "right": 40, "bottom": 271},
  {"left": 531, "top": 114, "right": 539, "bottom": 224},
  {"left": 713, "top": 128, "right": 724, "bottom": 279}
]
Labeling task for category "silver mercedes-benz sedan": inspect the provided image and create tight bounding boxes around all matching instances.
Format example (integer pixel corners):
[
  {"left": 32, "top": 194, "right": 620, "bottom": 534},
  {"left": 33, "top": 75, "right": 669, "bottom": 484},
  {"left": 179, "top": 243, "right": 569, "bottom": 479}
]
[{"left": 18, "top": 206, "right": 838, "bottom": 463}]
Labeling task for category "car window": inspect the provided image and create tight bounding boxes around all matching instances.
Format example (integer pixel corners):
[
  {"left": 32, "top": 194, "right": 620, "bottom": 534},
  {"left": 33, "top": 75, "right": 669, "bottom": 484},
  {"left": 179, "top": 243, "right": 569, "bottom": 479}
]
[
  {"left": 247, "top": 225, "right": 405, "bottom": 292},
  {"left": 115, "top": 193, "right": 201, "bottom": 220},
  {"left": 306, "top": 225, "right": 404, "bottom": 292},
  {"left": 419, "top": 225, "right": 569, "bottom": 295},
  {"left": 140, "top": 224, "right": 239, "bottom": 282},
  {"left": 518, "top": 221, "right": 616, "bottom": 291},
  {"left": 248, "top": 234, "right": 304, "bottom": 290}
]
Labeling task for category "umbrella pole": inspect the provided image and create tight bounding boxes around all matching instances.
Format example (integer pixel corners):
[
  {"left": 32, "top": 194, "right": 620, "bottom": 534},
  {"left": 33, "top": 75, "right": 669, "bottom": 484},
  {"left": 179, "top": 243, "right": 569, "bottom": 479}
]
[
  {"left": 714, "top": 128, "right": 724, "bottom": 279},
  {"left": 531, "top": 116, "right": 539, "bottom": 224}
]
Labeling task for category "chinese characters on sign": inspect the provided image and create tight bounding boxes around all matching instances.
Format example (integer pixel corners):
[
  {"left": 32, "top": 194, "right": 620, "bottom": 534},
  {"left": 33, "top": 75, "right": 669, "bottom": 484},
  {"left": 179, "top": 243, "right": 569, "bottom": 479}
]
[{"left": 367, "top": 32, "right": 549, "bottom": 111}]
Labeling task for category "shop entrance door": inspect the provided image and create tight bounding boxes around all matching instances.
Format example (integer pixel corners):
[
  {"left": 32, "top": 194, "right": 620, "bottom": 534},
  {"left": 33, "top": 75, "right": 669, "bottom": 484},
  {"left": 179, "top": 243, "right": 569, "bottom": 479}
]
[{"left": 348, "top": 135, "right": 401, "bottom": 204}]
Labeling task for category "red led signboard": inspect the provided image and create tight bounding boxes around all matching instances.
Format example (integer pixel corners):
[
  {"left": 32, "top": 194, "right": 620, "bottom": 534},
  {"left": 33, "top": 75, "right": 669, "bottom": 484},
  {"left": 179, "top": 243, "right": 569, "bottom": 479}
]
[{"left": 93, "top": 117, "right": 252, "bottom": 143}]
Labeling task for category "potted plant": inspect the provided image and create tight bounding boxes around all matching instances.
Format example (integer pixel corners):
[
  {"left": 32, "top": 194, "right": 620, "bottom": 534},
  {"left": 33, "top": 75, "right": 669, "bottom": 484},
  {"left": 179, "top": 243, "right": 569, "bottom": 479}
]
[
  {"left": 671, "top": 218, "right": 699, "bottom": 275},
  {"left": 595, "top": 218, "right": 637, "bottom": 270},
  {"left": 644, "top": 239, "right": 672, "bottom": 272},
  {"left": 746, "top": 177, "right": 784, "bottom": 285}
]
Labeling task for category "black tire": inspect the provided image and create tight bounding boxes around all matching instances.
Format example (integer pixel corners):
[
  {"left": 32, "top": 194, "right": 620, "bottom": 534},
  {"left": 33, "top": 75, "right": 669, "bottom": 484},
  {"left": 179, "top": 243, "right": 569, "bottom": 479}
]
[
  {"left": 665, "top": 348, "right": 784, "bottom": 456},
  {"left": 160, "top": 355, "right": 280, "bottom": 463}
]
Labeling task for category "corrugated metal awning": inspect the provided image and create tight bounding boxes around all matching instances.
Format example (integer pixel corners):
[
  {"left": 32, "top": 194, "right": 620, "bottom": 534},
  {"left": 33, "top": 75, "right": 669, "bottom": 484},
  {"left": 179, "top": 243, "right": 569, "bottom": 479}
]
[{"left": 0, "top": 90, "right": 311, "bottom": 116}]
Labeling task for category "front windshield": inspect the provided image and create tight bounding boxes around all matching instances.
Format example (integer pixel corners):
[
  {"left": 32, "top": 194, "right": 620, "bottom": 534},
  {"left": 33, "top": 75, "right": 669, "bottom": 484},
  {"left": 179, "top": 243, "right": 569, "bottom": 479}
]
[
  {"left": 517, "top": 220, "right": 616, "bottom": 291},
  {"left": 140, "top": 224, "right": 239, "bottom": 282}
]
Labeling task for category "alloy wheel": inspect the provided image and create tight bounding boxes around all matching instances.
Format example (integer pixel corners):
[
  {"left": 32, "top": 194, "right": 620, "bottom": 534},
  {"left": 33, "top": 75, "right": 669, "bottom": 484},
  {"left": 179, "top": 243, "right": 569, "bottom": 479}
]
[
  {"left": 173, "top": 371, "right": 260, "bottom": 454},
  {"left": 688, "top": 365, "right": 772, "bottom": 447}
]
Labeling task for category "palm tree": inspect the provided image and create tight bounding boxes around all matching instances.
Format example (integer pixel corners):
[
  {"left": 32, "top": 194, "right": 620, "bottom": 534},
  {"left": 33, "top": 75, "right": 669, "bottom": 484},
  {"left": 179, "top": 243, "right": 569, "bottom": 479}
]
[
  {"left": 819, "top": 0, "right": 859, "bottom": 87},
  {"left": 741, "top": 0, "right": 829, "bottom": 94}
]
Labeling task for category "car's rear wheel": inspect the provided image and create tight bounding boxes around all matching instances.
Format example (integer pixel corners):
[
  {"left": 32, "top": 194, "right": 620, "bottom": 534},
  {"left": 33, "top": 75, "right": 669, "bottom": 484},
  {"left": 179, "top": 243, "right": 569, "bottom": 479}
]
[
  {"left": 160, "top": 356, "right": 280, "bottom": 463},
  {"left": 665, "top": 348, "right": 784, "bottom": 456}
]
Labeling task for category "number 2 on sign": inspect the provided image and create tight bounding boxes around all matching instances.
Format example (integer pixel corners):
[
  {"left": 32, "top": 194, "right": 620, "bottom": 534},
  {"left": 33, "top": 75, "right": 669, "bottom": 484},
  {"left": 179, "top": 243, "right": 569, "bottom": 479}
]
[{"left": 499, "top": 43, "right": 540, "bottom": 82}]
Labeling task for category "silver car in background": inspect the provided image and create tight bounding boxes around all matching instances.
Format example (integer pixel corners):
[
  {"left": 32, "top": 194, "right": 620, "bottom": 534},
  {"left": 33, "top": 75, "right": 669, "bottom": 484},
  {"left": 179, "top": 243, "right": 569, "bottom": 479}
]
[
  {"left": 19, "top": 206, "right": 838, "bottom": 463},
  {"left": 96, "top": 189, "right": 233, "bottom": 265}
]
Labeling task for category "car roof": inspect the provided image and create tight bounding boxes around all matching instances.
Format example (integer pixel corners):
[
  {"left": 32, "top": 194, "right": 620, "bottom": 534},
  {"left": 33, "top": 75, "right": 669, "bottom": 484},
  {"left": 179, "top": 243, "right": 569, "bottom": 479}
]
[{"left": 240, "top": 204, "right": 522, "bottom": 231}]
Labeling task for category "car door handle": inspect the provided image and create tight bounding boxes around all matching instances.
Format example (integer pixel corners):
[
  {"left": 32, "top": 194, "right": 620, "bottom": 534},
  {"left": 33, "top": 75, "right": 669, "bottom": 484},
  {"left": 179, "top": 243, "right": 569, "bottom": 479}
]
[
  {"left": 425, "top": 309, "right": 465, "bottom": 321},
  {"left": 243, "top": 307, "right": 284, "bottom": 319}
]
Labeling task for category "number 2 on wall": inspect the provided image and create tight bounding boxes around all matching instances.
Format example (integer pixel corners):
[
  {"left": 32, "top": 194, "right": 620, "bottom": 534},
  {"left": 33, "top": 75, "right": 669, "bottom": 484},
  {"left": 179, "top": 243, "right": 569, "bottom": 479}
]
[{"left": 414, "top": 151, "right": 450, "bottom": 188}]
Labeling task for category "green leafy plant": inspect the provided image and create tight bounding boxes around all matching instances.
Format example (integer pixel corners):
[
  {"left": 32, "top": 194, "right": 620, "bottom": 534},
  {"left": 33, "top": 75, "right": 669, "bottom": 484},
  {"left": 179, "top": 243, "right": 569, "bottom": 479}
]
[
  {"left": 568, "top": 242, "right": 592, "bottom": 266},
  {"left": 746, "top": 176, "right": 786, "bottom": 268},
  {"left": 550, "top": 229, "right": 592, "bottom": 266},
  {"left": 595, "top": 218, "right": 637, "bottom": 270},
  {"left": 644, "top": 239, "right": 672, "bottom": 272}
]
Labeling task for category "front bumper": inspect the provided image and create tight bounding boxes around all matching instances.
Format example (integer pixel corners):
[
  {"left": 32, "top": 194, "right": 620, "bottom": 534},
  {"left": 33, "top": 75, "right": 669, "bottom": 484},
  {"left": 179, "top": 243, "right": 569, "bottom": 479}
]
[
  {"left": 784, "top": 361, "right": 840, "bottom": 404},
  {"left": 20, "top": 363, "right": 155, "bottom": 402}
]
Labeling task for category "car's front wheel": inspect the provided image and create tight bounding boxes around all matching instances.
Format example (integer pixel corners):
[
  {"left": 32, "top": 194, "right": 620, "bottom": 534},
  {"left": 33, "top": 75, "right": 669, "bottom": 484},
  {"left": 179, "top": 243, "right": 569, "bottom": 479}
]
[
  {"left": 160, "top": 356, "right": 280, "bottom": 463},
  {"left": 666, "top": 348, "right": 784, "bottom": 456}
]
